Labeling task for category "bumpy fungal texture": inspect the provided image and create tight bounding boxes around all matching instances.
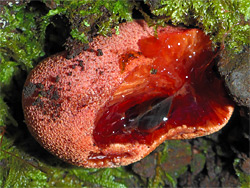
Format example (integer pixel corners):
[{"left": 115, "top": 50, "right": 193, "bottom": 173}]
[{"left": 22, "top": 20, "right": 234, "bottom": 168}]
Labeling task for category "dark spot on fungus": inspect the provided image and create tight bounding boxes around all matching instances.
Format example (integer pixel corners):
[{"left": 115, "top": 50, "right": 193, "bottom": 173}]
[
  {"left": 55, "top": 75, "right": 60, "bottom": 83},
  {"left": 79, "top": 61, "right": 84, "bottom": 68},
  {"left": 78, "top": 61, "right": 85, "bottom": 71},
  {"left": 40, "top": 101, "right": 44, "bottom": 108},
  {"left": 68, "top": 72, "right": 72, "bottom": 76},
  {"left": 128, "top": 53, "right": 134, "bottom": 58},
  {"left": 36, "top": 83, "right": 44, "bottom": 89},
  {"left": 32, "top": 97, "right": 41, "bottom": 106},
  {"left": 51, "top": 101, "right": 56, "bottom": 107},
  {"left": 150, "top": 68, "right": 157, "bottom": 74},
  {"left": 97, "top": 49, "right": 103, "bottom": 56},
  {"left": 49, "top": 85, "right": 55, "bottom": 90},
  {"left": 72, "top": 64, "right": 76, "bottom": 69},
  {"left": 119, "top": 51, "right": 141, "bottom": 72},
  {"left": 23, "top": 83, "right": 36, "bottom": 98},
  {"left": 39, "top": 91, "right": 47, "bottom": 97},
  {"left": 51, "top": 90, "right": 60, "bottom": 100}
]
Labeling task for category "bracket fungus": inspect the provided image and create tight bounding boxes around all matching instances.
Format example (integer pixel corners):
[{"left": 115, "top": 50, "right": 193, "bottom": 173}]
[{"left": 22, "top": 20, "right": 234, "bottom": 168}]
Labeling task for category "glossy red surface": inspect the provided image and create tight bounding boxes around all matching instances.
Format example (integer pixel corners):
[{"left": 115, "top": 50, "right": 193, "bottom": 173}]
[{"left": 93, "top": 28, "right": 231, "bottom": 147}]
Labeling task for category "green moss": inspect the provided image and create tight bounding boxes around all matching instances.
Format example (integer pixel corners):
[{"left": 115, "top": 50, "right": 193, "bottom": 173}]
[
  {"left": 234, "top": 159, "right": 250, "bottom": 188},
  {"left": 0, "top": 135, "right": 47, "bottom": 188},
  {"left": 190, "top": 153, "right": 206, "bottom": 175},
  {"left": 0, "top": 4, "right": 46, "bottom": 72},
  {"left": 0, "top": 2, "right": 48, "bottom": 127},
  {"left": 72, "top": 168, "right": 132, "bottom": 188},
  {"left": 145, "top": 0, "right": 250, "bottom": 53},
  {"left": 55, "top": 0, "right": 133, "bottom": 43},
  {"left": 0, "top": 97, "right": 17, "bottom": 127},
  {"left": 148, "top": 141, "right": 192, "bottom": 187},
  {"left": 0, "top": 133, "right": 134, "bottom": 188},
  {"left": 0, "top": 56, "right": 17, "bottom": 86}
]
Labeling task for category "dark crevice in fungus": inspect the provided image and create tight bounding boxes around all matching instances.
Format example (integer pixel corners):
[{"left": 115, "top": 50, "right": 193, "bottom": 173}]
[{"left": 93, "top": 27, "right": 233, "bottom": 151}]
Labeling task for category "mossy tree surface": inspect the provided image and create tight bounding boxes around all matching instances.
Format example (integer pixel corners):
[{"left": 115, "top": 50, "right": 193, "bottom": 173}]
[
  {"left": 145, "top": 0, "right": 250, "bottom": 52},
  {"left": 0, "top": 0, "right": 249, "bottom": 187}
]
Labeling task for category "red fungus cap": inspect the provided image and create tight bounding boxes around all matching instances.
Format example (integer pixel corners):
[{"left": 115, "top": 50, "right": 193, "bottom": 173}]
[{"left": 22, "top": 20, "right": 234, "bottom": 168}]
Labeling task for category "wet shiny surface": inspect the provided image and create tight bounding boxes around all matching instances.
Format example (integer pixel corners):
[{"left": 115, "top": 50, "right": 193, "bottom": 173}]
[{"left": 93, "top": 28, "right": 232, "bottom": 147}]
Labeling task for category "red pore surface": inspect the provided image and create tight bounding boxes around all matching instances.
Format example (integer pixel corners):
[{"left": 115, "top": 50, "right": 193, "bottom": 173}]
[{"left": 22, "top": 20, "right": 234, "bottom": 168}]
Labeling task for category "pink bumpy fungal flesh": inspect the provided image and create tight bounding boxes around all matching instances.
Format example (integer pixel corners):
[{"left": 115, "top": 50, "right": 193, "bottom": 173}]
[{"left": 22, "top": 20, "right": 234, "bottom": 168}]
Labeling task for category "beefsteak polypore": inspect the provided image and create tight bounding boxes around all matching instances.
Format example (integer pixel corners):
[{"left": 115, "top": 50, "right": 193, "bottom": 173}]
[{"left": 22, "top": 20, "right": 234, "bottom": 168}]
